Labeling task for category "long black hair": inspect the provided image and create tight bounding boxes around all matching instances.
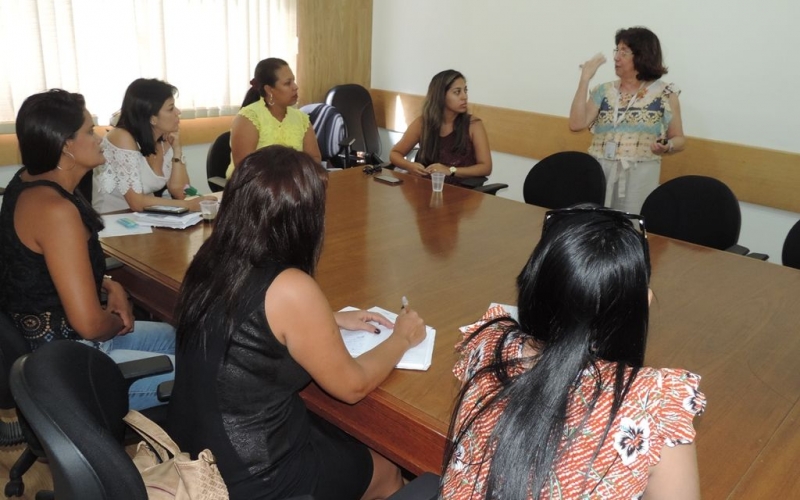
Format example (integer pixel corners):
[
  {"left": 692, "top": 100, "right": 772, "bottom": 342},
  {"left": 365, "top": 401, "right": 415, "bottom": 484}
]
[
  {"left": 174, "top": 145, "right": 328, "bottom": 352},
  {"left": 417, "top": 69, "right": 471, "bottom": 166},
  {"left": 115, "top": 78, "right": 178, "bottom": 156},
  {"left": 444, "top": 209, "right": 651, "bottom": 499}
]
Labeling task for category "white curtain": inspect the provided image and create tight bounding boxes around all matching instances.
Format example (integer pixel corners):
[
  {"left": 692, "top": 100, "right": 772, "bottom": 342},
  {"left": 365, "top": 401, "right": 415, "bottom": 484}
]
[{"left": 0, "top": 0, "right": 297, "bottom": 127}]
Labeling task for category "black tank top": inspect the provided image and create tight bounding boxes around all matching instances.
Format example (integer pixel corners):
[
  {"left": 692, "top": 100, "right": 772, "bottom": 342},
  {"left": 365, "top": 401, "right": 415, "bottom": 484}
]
[
  {"left": 0, "top": 169, "right": 105, "bottom": 350},
  {"left": 168, "top": 263, "right": 315, "bottom": 499}
]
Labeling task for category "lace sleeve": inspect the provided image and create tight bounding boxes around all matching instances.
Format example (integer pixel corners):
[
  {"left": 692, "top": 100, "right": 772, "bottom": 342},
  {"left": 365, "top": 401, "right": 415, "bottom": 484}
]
[{"left": 97, "top": 143, "right": 146, "bottom": 195}]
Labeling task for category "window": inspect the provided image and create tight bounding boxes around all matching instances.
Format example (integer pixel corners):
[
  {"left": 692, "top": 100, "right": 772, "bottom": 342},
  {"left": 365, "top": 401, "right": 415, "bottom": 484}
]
[{"left": 0, "top": 0, "right": 297, "bottom": 129}]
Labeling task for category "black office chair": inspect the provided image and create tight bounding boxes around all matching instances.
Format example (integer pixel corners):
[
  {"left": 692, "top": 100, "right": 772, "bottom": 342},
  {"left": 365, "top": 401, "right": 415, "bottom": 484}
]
[
  {"left": 10, "top": 341, "right": 436, "bottom": 500},
  {"left": 325, "top": 84, "right": 384, "bottom": 165},
  {"left": 640, "top": 175, "right": 767, "bottom": 258},
  {"left": 782, "top": 219, "right": 800, "bottom": 269},
  {"left": 300, "top": 103, "right": 351, "bottom": 169},
  {"left": 206, "top": 131, "right": 230, "bottom": 192},
  {"left": 0, "top": 312, "right": 44, "bottom": 498},
  {"left": 522, "top": 151, "right": 606, "bottom": 208}
]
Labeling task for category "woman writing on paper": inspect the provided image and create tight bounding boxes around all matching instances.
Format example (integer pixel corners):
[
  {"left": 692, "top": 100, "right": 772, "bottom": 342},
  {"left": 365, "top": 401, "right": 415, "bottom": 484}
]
[
  {"left": 569, "top": 27, "right": 685, "bottom": 213},
  {"left": 0, "top": 89, "right": 175, "bottom": 410},
  {"left": 169, "top": 145, "right": 426, "bottom": 500},
  {"left": 227, "top": 57, "right": 322, "bottom": 178},
  {"left": 389, "top": 69, "right": 492, "bottom": 187},
  {"left": 442, "top": 207, "right": 705, "bottom": 499},
  {"left": 93, "top": 78, "right": 215, "bottom": 213}
]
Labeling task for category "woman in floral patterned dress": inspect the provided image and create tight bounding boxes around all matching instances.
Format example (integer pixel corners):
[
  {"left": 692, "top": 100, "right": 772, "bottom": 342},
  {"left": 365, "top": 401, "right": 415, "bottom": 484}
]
[
  {"left": 569, "top": 27, "right": 685, "bottom": 213},
  {"left": 441, "top": 207, "right": 705, "bottom": 499}
]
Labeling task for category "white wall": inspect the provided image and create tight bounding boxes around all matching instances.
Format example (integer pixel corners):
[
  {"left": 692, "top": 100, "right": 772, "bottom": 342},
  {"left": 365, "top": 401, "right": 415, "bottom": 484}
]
[{"left": 372, "top": 0, "right": 800, "bottom": 264}]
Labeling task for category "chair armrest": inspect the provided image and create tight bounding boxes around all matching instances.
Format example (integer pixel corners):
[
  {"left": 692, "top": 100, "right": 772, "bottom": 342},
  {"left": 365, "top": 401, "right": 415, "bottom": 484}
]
[
  {"left": 105, "top": 257, "right": 124, "bottom": 271},
  {"left": 474, "top": 183, "right": 509, "bottom": 196},
  {"left": 157, "top": 380, "right": 174, "bottom": 402},
  {"left": 116, "top": 355, "right": 173, "bottom": 385},
  {"left": 725, "top": 244, "right": 750, "bottom": 256},
  {"left": 746, "top": 252, "right": 769, "bottom": 261},
  {"left": 208, "top": 176, "right": 227, "bottom": 189},
  {"left": 387, "top": 472, "right": 440, "bottom": 500}
]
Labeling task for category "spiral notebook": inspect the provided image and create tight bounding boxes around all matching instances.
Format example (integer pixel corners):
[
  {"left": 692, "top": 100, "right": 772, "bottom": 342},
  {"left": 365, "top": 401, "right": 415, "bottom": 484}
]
[{"left": 339, "top": 306, "right": 436, "bottom": 371}]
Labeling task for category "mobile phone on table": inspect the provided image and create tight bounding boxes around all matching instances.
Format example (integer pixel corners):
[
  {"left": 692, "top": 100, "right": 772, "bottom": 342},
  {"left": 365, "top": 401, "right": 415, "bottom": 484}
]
[
  {"left": 144, "top": 205, "right": 188, "bottom": 214},
  {"left": 374, "top": 175, "right": 403, "bottom": 185}
]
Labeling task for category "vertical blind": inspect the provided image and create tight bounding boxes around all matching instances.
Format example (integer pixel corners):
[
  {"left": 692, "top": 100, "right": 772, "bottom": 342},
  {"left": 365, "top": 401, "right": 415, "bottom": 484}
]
[{"left": 0, "top": 0, "right": 297, "bottom": 126}]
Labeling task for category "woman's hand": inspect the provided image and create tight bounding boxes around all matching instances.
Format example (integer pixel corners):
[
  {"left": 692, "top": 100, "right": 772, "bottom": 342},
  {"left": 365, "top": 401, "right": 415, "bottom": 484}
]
[
  {"left": 185, "top": 195, "right": 219, "bottom": 212},
  {"left": 424, "top": 163, "right": 450, "bottom": 176},
  {"left": 165, "top": 132, "right": 182, "bottom": 157},
  {"left": 651, "top": 139, "right": 671, "bottom": 155},
  {"left": 405, "top": 162, "right": 429, "bottom": 176},
  {"left": 579, "top": 53, "right": 606, "bottom": 82},
  {"left": 103, "top": 279, "right": 134, "bottom": 335},
  {"left": 334, "top": 309, "right": 394, "bottom": 333},
  {"left": 392, "top": 308, "right": 426, "bottom": 349}
]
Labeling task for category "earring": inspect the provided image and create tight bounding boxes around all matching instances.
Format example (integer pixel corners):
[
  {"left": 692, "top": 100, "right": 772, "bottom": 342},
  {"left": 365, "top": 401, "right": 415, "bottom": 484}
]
[
  {"left": 267, "top": 94, "right": 275, "bottom": 106},
  {"left": 57, "top": 151, "right": 76, "bottom": 171}
]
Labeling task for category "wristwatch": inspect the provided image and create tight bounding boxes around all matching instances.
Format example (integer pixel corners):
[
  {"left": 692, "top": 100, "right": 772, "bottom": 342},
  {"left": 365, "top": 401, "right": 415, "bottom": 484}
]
[
  {"left": 449, "top": 166, "right": 457, "bottom": 176},
  {"left": 173, "top": 154, "right": 186, "bottom": 164}
]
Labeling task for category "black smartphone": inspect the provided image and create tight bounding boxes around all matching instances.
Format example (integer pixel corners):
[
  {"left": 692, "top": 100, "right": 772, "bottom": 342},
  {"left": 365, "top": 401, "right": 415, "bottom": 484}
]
[
  {"left": 374, "top": 175, "right": 403, "bottom": 185},
  {"left": 144, "top": 205, "right": 189, "bottom": 214}
]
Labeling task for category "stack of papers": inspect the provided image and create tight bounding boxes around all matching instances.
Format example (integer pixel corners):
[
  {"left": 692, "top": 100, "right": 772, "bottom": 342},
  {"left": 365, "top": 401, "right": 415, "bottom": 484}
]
[
  {"left": 99, "top": 214, "right": 154, "bottom": 238},
  {"left": 339, "top": 306, "right": 436, "bottom": 371},
  {"left": 132, "top": 211, "right": 202, "bottom": 229}
]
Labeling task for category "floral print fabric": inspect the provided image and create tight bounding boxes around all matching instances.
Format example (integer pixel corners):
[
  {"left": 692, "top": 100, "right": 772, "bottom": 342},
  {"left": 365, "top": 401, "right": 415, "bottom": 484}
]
[
  {"left": 442, "top": 305, "right": 706, "bottom": 499},
  {"left": 587, "top": 79, "right": 679, "bottom": 162}
]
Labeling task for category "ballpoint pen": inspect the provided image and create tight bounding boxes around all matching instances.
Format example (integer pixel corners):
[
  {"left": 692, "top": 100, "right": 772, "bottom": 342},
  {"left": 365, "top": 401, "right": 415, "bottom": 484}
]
[{"left": 401, "top": 296, "right": 409, "bottom": 311}]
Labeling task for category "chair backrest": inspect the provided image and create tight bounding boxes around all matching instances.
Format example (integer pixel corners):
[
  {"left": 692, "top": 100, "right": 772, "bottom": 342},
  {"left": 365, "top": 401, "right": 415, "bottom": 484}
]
[
  {"left": 10, "top": 341, "right": 147, "bottom": 499},
  {"left": 640, "top": 175, "right": 741, "bottom": 250},
  {"left": 0, "top": 311, "right": 29, "bottom": 412},
  {"left": 522, "top": 151, "right": 606, "bottom": 208},
  {"left": 206, "top": 131, "right": 232, "bottom": 192},
  {"left": 325, "top": 84, "right": 383, "bottom": 162},
  {"left": 782, "top": 219, "right": 800, "bottom": 269},
  {"left": 300, "top": 103, "right": 346, "bottom": 161}
]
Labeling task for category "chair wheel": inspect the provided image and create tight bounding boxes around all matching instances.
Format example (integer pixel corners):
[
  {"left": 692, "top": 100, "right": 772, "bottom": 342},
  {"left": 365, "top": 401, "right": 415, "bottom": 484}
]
[{"left": 4, "top": 478, "right": 24, "bottom": 497}]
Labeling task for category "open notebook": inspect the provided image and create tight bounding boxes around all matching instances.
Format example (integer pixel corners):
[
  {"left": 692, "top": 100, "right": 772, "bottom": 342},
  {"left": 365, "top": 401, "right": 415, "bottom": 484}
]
[{"left": 339, "top": 306, "right": 436, "bottom": 371}]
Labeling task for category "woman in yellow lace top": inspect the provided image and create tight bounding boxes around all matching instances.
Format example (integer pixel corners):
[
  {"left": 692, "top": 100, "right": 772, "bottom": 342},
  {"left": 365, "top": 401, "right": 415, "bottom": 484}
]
[{"left": 226, "top": 58, "right": 322, "bottom": 178}]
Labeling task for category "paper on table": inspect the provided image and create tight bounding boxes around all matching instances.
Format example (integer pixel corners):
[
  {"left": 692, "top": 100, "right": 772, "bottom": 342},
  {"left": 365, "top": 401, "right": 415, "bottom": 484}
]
[
  {"left": 132, "top": 211, "right": 202, "bottom": 229},
  {"left": 339, "top": 306, "right": 436, "bottom": 371},
  {"left": 99, "top": 214, "right": 153, "bottom": 238}
]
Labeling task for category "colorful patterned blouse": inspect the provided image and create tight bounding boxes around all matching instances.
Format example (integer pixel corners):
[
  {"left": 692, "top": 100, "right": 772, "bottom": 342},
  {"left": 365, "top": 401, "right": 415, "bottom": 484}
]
[
  {"left": 587, "top": 80, "right": 680, "bottom": 162},
  {"left": 442, "top": 305, "right": 706, "bottom": 499},
  {"left": 226, "top": 102, "right": 310, "bottom": 177}
]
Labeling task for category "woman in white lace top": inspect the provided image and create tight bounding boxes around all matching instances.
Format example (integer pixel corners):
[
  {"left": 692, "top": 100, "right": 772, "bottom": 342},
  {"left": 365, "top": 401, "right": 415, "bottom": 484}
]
[{"left": 93, "top": 79, "right": 214, "bottom": 214}]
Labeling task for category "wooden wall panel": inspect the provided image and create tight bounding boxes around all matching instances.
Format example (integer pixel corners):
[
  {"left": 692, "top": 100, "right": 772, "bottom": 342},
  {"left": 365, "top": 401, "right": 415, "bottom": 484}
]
[
  {"left": 371, "top": 89, "right": 800, "bottom": 213},
  {"left": 296, "top": 0, "right": 372, "bottom": 105}
]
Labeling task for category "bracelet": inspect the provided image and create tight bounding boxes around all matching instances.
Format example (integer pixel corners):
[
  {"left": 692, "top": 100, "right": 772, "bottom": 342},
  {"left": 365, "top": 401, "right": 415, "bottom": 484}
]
[{"left": 103, "top": 274, "right": 113, "bottom": 281}]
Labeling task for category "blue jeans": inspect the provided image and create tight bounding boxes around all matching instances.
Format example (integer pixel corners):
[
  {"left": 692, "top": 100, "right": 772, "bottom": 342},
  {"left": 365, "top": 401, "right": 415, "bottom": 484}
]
[{"left": 80, "top": 321, "right": 176, "bottom": 410}]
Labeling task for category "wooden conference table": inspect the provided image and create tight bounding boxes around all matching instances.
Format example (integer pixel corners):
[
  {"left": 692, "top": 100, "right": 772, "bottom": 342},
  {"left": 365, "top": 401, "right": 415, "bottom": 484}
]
[{"left": 102, "top": 168, "right": 800, "bottom": 498}]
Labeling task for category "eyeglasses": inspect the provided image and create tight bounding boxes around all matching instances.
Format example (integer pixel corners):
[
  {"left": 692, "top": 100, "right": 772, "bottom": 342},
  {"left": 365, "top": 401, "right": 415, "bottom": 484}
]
[
  {"left": 613, "top": 48, "right": 633, "bottom": 58},
  {"left": 542, "top": 207, "right": 649, "bottom": 267},
  {"left": 362, "top": 164, "right": 382, "bottom": 175}
]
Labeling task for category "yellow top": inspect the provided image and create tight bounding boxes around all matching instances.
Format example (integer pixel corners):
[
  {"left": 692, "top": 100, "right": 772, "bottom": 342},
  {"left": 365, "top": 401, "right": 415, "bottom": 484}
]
[{"left": 226, "top": 102, "right": 310, "bottom": 178}]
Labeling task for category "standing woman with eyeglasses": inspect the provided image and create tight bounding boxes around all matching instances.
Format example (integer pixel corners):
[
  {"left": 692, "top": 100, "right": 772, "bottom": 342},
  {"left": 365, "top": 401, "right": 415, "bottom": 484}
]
[
  {"left": 441, "top": 207, "right": 705, "bottom": 499},
  {"left": 569, "top": 27, "right": 685, "bottom": 213}
]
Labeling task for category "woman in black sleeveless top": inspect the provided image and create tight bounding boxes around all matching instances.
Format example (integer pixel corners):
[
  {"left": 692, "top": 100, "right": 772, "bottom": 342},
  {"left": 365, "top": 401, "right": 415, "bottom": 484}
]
[
  {"left": 168, "top": 145, "right": 427, "bottom": 500},
  {"left": 0, "top": 89, "right": 175, "bottom": 410}
]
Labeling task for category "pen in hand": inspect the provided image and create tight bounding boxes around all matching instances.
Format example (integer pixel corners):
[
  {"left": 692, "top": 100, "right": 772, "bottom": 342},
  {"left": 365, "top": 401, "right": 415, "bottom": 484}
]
[{"left": 401, "top": 296, "right": 409, "bottom": 312}]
